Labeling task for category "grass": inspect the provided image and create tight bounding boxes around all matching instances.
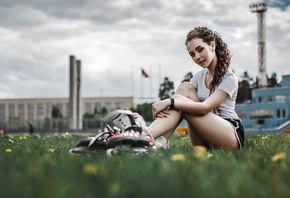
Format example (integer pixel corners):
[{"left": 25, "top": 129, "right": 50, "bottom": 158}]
[{"left": 0, "top": 134, "right": 289, "bottom": 198}]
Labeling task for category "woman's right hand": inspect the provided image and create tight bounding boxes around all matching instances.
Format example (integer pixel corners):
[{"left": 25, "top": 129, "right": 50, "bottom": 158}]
[
  {"left": 154, "top": 108, "right": 170, "bottom": 119},
  {"left": 152, "top": 99, "right": 171, "bottom": 119}
]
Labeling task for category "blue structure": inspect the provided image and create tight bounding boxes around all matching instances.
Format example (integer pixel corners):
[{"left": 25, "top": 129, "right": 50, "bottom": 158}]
[{"left": 235, "top": 74, "right": 290, "bottom": 134}]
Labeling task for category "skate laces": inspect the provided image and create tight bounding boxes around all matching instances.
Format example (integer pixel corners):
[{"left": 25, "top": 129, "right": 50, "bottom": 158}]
[{"left": 88, "top": 125, "right": 118, "bottom": 147}]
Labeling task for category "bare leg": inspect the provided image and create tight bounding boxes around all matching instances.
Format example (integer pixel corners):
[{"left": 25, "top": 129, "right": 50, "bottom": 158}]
[
  {"left": 148, "top": 109, "right": 181, "bottom": 139},
  {"left": 149, "top": 81, "right": 239, "bottom": 149},
  {"left": 183, "top": 112, "right": 239, "bottom": 149},
  {"left": 187, "top": 123, "right": 208, "bottom": 147},
  {"left": 170, "top": 93, "right": 239, "bottom": 149},
  {"left": 148, "top": 82, "right": 198, "bottom": 139}
]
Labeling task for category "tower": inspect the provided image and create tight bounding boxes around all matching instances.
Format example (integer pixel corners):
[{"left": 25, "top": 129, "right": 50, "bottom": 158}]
[
  {"left": 69, "top": 55, "right": 82, "bottom": 130},
  {"left": 249, "top": 2, "right": 267, "bottom": 88}
]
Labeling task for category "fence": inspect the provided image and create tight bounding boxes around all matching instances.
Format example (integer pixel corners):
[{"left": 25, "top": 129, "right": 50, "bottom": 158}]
[{"left": 0, "top": 117, "right": 106, "bottom": 133}]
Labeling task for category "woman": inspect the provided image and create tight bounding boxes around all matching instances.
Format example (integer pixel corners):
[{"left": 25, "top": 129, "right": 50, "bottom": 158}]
[{"left": 148, "top": 27, "right": 244, "bottom": 149}]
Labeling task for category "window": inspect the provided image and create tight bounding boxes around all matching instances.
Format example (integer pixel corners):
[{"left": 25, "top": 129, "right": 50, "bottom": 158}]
[
  {"left": 235, "top": 110, "right": 247, "bottom": 120},
  {"left": 276, "top": 109, "right": 286, "bottom": 119},
  {"left": 46, "top": 103, "right": 53, "bottom": 116},
  {"left": 9, "top": 104, "right": 15, "bottom": 117},
  {"left": 267, "top": 96, "right": 273, "bottom": 103},
  {"left": 94, "top": 103, "right": 102, "bottom": 113},
  {"left": 105, "top": 102, "right": 111, "bottom": 107},
  {"left": 37, "top": 103, "right": 44, "bottom": 116},
  {"left": 85, "top": 102, "right": 92, "bottom": 113},
  {"left": 56, "top": 103, "right": 63, "bottom": 111},
  {"left": 18, "top": 104, "right": 24, "bottom": 116},
  {"left": 258, "top": 97, "right": 263, "bottom": 104},
  {"left": 0, "top": 104, "right": 5, "bottom": 115},
  {"left": 276, "top": 95, "right": 286, "bottom": 103},
  {"left": 250, "top": 109, "right": 273, "bottom": 119},
  {"left": 115, "top": 102, "right": 122, "bottom": 108},
  {"left": 27, "top": 103, "right": 34, "bottom": 116}
]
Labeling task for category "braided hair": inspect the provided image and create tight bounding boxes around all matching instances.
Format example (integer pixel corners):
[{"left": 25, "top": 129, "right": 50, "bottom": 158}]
[{"left": 185, "top": 27, "right": 231, "bottom": 93}]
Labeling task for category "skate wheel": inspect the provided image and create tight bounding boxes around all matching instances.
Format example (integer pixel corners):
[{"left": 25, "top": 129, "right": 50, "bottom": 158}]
[{"left": 106, "top": 148, "right": 114, "bottom": 156}]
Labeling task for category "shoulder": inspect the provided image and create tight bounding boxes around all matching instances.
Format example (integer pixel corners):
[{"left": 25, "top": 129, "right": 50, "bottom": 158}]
[
  {"left": 222, "top": 68, "right": 238, "bottom": 82},
  {"left": 190, "top": 69, "right": 207, "bottom": 87}
]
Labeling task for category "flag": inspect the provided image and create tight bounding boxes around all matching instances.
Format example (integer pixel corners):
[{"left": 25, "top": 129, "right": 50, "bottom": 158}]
[{"left": 141, "top": 68, "right": 149, "bottom": 78}]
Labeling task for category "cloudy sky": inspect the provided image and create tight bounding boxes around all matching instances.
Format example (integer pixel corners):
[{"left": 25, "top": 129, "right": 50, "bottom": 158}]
[{"left": 1, "top": 0, "right": 290, "bottom": 104}]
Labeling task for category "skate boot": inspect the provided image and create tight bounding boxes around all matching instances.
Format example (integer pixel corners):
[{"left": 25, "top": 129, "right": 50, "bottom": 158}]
[
  {"left": 103, "top": 109, "right": 156, "bottom": 149},
  {"left": 69, "top": 125, "right": 117, "bottom": 154}
]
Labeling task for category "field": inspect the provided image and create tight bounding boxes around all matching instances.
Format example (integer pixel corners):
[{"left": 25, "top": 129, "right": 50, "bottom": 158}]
[{"left": 0, "top": 134, "right": 289, "bottom": 198}]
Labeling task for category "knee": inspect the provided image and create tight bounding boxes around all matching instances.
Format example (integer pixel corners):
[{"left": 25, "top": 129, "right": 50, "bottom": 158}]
[
  {"left": 176, "top": 82, "right": 195, "bottom": 96},
  {"left": 175, "top": 82, "right": 198, "bottom": 101}
]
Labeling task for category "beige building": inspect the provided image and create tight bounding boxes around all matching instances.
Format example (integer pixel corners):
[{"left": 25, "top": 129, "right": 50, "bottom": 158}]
[{"left": 0, "top": 97, "right": 136, "bottom": 122}]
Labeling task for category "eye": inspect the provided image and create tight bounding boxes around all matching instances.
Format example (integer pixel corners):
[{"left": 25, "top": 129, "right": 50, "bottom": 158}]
[
  {"left": 189, "top": 52, "right": 195, "bottom": 57},
  {"left": 198, "top": 47, "right": 203, "bottom": 53}
]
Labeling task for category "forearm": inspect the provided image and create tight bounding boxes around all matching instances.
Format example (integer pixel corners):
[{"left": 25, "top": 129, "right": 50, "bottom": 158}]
[
  {"left": 159, "top": 96, "right": 209, "bottom": 116},
  {"left": 173, "top": 99, "right": 209, "bottom": 116}
]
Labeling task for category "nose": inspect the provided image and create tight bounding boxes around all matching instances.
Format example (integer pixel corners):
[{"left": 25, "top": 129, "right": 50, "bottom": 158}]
[{"left": 194, "top": 53, "right": 200, "bottom": 60}]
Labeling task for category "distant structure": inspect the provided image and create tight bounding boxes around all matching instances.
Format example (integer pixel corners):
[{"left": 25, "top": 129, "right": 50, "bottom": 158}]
[
  {"left": 249, "top": 2, "right": 268, "bottom": 88},
  {"left": 236, "top": 74, "right": 290, "bottom": 134},
  {"left": 69, "top": 55, "right": 82, "bottom": 130}
]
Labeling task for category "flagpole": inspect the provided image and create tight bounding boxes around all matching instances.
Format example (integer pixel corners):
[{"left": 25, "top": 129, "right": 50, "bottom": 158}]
[
  {"left": 141, "top": 66, "right": 144, "bottom": 115},
  {"left": 131, "top": 65, "right": 134, "bottom": 97},
  {"left": 150, "top": 64, "right": 152, "bottom": 103},
  {"left": 159, "top": 64, "right": 161, "bottom": 100}
]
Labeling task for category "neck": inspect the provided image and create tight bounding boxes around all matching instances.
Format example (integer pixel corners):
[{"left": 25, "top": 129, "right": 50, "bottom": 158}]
[{"left": 207, "top": 55, "right": 218, "bottom": 76}]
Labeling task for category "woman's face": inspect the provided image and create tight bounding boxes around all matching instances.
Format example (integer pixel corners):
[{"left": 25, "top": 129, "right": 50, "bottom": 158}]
[{"left": 187, "top": 38, "right": 216, "bottom": 69}]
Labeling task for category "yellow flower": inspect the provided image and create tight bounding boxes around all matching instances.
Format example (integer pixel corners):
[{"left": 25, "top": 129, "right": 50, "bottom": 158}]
[
  {"left": 23, "top": 136, "right": 27, "bottom": 139},
  {"left": 83, "top": 163, "right": 107, "bottom": 177},
  {"left": 207, "top": 153, "right": 213, "bottom": 158},
  {"left": 19, "top": 136, "right": 23, "bottom": 140},
  {"left": 9, "top": 139, "right": 14, "bottom": 144},
  {"left": 48, "top": 149, "right": 54, "bottom": 153},
  {"left": 171, "top": 153, "right": 186, "bottom": 162},
  {"left": 194, "top": 145, "right": 208, "bottom": 160},
  {"left": 5, "top": 149, "right": 12, "bottom": 152},
  {"left": 271, "top": 153, "right": 286, "bottom": 162}
]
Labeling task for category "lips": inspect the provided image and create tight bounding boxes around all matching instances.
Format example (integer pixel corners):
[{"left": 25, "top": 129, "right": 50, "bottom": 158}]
[{"left": 199, "top": 60, "right": 205, "bottom": 64}]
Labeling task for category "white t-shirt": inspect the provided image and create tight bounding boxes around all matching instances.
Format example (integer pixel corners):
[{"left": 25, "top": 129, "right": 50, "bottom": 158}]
[{"left": 190, "top": 68, "right": 240, "bottom": 121}]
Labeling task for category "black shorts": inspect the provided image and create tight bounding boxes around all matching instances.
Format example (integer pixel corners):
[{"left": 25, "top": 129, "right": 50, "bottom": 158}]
[{"left": 224, "top": 118, "right": 245, "bottom": 149}]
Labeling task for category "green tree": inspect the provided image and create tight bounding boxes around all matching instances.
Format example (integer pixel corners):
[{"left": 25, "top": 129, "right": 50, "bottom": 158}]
[
  {"left": 159, "top": 77, "right": 174, "bottom": 100},
  {"left": 182, "top": 72, "right": 194, "bottom": 83},
  {"left": 237, "top": 71, "right": 253, "bottom": 103},
  {"left": 267, "top": 73, "right": 280, "bottom": 88},
  {"left": 130, "top": 102, "right": 153, "bottom": 122},
  {"left": 101, "top": 107, "right": 108, "bottom": 115},
  {"left": 51, "top": 106, "right": 62, "bottom": 118}
]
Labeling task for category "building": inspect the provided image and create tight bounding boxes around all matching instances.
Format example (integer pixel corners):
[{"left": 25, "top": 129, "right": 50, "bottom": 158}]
[
  {"left": 0, "top": 96, "right": 135, "bottom": 123},
  {"left": 235, "top": 74, "right": 290, "bottom": 134}
]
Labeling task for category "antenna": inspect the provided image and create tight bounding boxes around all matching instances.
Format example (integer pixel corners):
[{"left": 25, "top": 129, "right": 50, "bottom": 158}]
[{"left": 249, "top": 2, "right": 267, "bottom": 88}]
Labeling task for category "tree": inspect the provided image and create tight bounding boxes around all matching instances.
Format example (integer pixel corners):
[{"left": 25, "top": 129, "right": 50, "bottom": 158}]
[
  {"left": 130, "top": 103, "right": 153, "bottom": 122},
  {"left": 159, "top": 77, "right": 174, "bottom": 100},
  {"left": 267, "top": 73, "right": 280, "bottom": 88},
  {"left": 51, "top": 106, "right": 62, "bottom": 118},
  {"left": 181, "top": 72, "right": 194, "bottom": 83},
  {"left": 237, "top": 71, "right": 253, "bottom": 103}
]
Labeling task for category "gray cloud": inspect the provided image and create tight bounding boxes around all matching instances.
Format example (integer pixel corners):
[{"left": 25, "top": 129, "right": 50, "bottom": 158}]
[{"left": 1, "top": 0, "right": 290, "bottom": 102}]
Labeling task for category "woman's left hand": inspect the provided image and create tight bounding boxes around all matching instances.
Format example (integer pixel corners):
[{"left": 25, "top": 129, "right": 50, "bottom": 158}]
[{"left": 152, "top": 99, "right": 170, "bottom": 118}]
